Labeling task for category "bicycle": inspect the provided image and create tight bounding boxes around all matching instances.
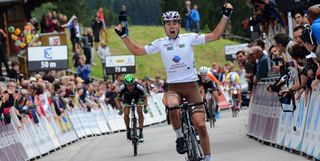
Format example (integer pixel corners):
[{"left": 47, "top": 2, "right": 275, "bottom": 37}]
[
  {"left": 204, "top": 90, "right": 216, "bottom": 128},
  {"left": 124, "top": 102, "right": 143, "bottom": 156},
  {"left": 229, "top": 86, "right": 239, "bottom": 118},
  {"left": 167, "top": 99, "right": 205, "bottom": 161}
]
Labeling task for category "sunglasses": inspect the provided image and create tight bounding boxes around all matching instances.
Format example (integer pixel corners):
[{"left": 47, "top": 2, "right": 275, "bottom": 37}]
[{"left": 126, "top": 83, "right": 134, "bottom": 87}]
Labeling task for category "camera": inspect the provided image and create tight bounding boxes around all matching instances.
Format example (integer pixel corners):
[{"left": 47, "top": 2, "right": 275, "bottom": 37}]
[
  {"left": 279, "top": 92, "right": 292, "bottom": 105},
  {"left": 267, "top": 72, "right": 291, "bottom": 93},
  {"left": 268, "top": 80, "right": 286, "bottom": 93},
  {"left": 303, "top": 58, "right": 318, "bottom": 78},
  {"left": 286, "top": 61, "right": 295, "bottom": 67}
]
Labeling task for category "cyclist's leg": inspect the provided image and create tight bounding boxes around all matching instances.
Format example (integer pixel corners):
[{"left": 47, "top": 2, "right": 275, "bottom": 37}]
[
  {"left": 237, "top": 84, "right": 242, "bottom": 110},
  {"left": 212, "top": 91, "right": 219, "bottom": 112},
  {"left": 136, "top": 103, "right": 144, "bottom": 141},
  {"left": 165, "top": 91, "right": 182, "bottom": 130},
  {"left": 162, "top": 92, "right": 168, "bottom": 107},
  {"left": 123, "top": 104, "right": 131, "bottom": 140},
  {"left": 165, "top": 89, "right": 187, "bottom": 154},
  {"left": 123, "top": 105, "right": 130, "bottom": 129},
  {"left": 136, "top": 105, "right": 143, "bottom": 129},
  {"left": 204, "top": 98, "right": 210, "bottom": 121},
  {"left": 183, "top": 83, "right": 211, "bottom": 156}
]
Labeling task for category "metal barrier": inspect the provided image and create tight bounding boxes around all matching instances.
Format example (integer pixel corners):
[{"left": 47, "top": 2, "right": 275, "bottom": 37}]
[
  {"left": 247, "top": 77, "right": 320, "bottom": 160},
  {"left": 0, "top": 93, "right": 166, "bottom": 161}
]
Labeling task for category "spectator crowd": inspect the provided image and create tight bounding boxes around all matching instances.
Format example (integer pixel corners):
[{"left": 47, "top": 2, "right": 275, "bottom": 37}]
[{"left": 0, "top": 71, "right": 165, "bottom": 125}]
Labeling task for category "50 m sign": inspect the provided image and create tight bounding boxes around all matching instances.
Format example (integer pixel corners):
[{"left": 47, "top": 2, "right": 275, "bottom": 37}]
[{"left": 27, "top": 46, "right": 68, "bottom": 72}]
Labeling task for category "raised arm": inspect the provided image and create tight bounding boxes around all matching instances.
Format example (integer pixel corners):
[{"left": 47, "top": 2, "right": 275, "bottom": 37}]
[
  {"left": 205, "top": 3, "right": 233, "bottom": 42},
  {"left": 114, "top": 25, "right": 147, "bottom": 56}
]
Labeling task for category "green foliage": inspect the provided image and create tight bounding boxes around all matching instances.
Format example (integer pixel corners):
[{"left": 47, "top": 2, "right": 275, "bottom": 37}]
[
  {"left": 160, "top": 0, "right": 252, "bottom": 37},
  {"left": 31, "top": 3, "right": 57, "bottom": 21},
  {"left": 88, "top": 0, "right": 162, "bottom": 25},
  {"left": 33, "top": 1, "right": 252, "bottom": 36},
  {"left": 56, "top": 0, "right": 91, "bottom": 26}
]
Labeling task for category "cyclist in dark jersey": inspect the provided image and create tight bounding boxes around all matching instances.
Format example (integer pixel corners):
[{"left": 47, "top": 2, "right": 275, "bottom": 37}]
[{"left": 115, "top": 74, "right": 148, "bottom": 142}]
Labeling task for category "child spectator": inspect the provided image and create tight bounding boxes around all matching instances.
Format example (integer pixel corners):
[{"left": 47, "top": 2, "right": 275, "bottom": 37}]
[
  {"left": 8, "top": 60, "right": 24, "bottom": 83},
  {"left": 72, "top": 49, "right": 81, "bottom": 68},
  {"left": 77, "top": 55, "right": 91, "bottom": 82}
]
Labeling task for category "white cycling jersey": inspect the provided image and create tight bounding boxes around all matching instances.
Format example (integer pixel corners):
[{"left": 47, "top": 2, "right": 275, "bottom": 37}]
[{"left": 144, "top": 33, "right": 206, "bottom": 83}]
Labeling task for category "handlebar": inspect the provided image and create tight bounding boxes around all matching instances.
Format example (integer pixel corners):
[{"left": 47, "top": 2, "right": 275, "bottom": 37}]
[
  {"left": 122, "top": 104, "right": 145, "bottom": 108},
  {"left": 167, "top": 101, "right": 204, "bottom": 111},
  {"left": 207, "top": 88, "right": 215, "bottom": 92}
]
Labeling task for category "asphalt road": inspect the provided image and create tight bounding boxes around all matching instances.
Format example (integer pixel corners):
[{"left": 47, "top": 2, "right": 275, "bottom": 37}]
[{"left": 41, "top": 108, "right": 307, "bottom": 161}]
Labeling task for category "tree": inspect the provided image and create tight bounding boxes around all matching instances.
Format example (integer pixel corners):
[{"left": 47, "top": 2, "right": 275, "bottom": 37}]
[
  {"left": 160, "top": 0, "right": 252, "bottom": 37},
  {"left": 31, "top": 2, "right": 57, "bottom": 22},
  {"left": 56, "top": 0, "right": 90, "bottom": 26}
]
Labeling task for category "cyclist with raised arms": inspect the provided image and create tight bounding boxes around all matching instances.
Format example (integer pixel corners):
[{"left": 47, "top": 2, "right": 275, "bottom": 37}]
[
  {"left": 115, "top": 3, "right": 233, "bottom": 160},
  {"left": 115, "top": 74, "right": 148, "bottom": 142},
  {"left": 198, "top": 66, "right": 220, "bottom": 121}
]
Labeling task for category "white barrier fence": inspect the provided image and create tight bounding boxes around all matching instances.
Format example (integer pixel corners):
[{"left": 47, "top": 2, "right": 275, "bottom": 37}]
[
  {"left": 247, "top": 80, "right": 320, "bottom": 160},
  {"left": 0, "top": 93, "right": 166, "bottom": 161}
]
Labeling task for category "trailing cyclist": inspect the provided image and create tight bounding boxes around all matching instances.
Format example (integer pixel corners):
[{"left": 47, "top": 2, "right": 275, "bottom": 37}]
[
  {"left": 198, "top": 66, "right": 220, "bottom": 122},
  {"left": 115, "top": 74, "right": 148, "bottom": 142},
  {"left": 115, "top": 3, "right": 233, "bottom": 160},
  {"left": 226, "top": 71, "right": 242, "bottom": 110}
]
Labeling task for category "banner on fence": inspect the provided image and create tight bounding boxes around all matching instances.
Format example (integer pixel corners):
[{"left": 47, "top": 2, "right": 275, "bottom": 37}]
[
  {"left": 291, "top": 92, "right": 308, "bottom": 151},
  {"left": 247, "top": 80, "right": 320, "bottom": 160},
  {"left": 301, "top": 91, "right": 317, "bottom": 155},
  {"left": 313, "top": 94, "right": 320, "bottom": 159}
]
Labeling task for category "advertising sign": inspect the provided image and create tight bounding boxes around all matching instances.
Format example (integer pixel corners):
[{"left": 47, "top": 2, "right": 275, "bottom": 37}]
[
  {"left": 224, "top": 43, "right": 248, "bottom": 60},
  {"left": 105, "top": 55, "right": 135, "bottom": 74},
  {"left": 27, "top": 45, "right": 68, "bottom": 72}
]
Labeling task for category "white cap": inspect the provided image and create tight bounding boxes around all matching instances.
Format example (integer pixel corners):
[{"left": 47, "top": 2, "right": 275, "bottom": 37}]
[{"left": 29, "top": 77, "right": 37, "bottom": 82}]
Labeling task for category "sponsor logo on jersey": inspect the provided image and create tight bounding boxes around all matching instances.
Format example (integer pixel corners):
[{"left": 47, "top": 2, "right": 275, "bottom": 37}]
[
  {"left": 179, "top": 44, "right": 185, "bottom": 48},
  {"left": 163, "top": 43, "right": 171, "bottom": 47},
  {"left": 172, "top": 55, "right": 181, "bottom": 63},
  {"left": 167, "top": 46, "right": 173, "bottom": 50}
]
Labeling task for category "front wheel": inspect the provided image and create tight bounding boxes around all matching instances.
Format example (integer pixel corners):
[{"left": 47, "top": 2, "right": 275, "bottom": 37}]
[
  {"left": 132, "top": 118, "right": 138, "bottom": 156},
  {"left": 208, "top": 99, "right": 215, "bottom": 128},
  {"left": 231, "top": 97, "right": 238, "bottom": 118},
  {"left": 187, "top": 127, "right": 204, "bottom": 161}
]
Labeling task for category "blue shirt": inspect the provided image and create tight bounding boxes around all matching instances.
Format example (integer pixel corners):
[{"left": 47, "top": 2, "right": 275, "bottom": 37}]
[
  {"left": 190, "top": 9, "right": 200, "bottom": 22},
  {"left": 312, "top": 18, "right": 320, "bottom": 44},
  {"left": 77, "top": 64, "right": 91, "bottom": 80},
  {"left": 256, "top": 54, "right": 269, "bottom": 80}
]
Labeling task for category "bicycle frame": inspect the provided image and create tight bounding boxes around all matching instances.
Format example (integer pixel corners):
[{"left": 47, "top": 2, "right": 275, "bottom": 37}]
[
  {"left": 129, "top": 102, "right": 139, "bottom": 156},
  {"left": 168, "top": 100, "right": 205, "bottom": 161}
]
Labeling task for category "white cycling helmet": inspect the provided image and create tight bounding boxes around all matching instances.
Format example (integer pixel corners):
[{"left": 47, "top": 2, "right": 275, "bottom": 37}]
[
  {"left": 230, "top": 72, "right": 237, "bottom": 83},
  {"left": 199, "top": 66, "right": 209, "bottom": 75},
  {"left": 162, "top": 11, "right": 181, "bottom": 24}
]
